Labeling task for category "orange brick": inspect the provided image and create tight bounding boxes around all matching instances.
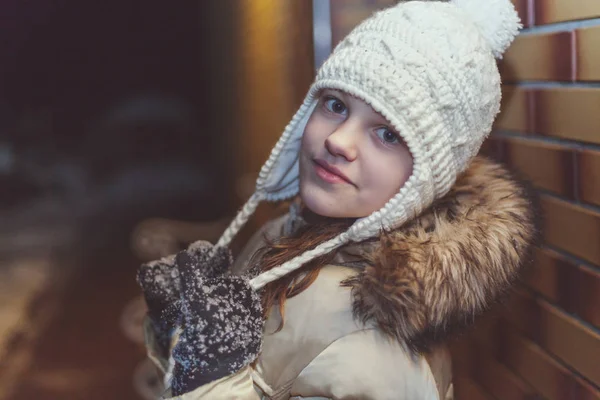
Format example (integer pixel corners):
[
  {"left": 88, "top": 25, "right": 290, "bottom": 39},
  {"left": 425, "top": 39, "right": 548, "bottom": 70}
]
[
  {"left": 576, "top": 26, "right": 600, "bottom": 81},
  {"left": 451, "top": 339, "right": 474, "bottom": 375},
  {"left": 330, "top": 0, "right": 395, "bottom": 44},
  {"left": 541, "top": 195, "right": 600, "bottom": 265},
  {"left": 578, "top": 265, "right": 600, "bottom": 329},
  {"left": 454, "top": 378, "right": 494, "bottom": 400},
  {"left": 526, "top": 249, "right": 576, "bottom": 306},
  {"left": 495, "top": 86, "right": 530, "bottom": 132},
  {"left": 533, "top": 88, "right": 600, "bottom": 144},
  {"left": 579, "top": 382, "right": 600, "bottom": 400},
  {"left": 534, "top": 0, "right": 600, "bottom": 24},
  {"left": 505, "top": 290, "right": 600, "bottom": 387},
  {"left": 502, "top": 329, "right": 571, "bottom": 400},
  {"left": 500, "top": 327, "right": 594, "bottom": 400},
  {"left": 479, "top": 136, "right": 506, "bottom": 161},
  {"left": 503, "top": 137, "right": 574, "bottom": 197},
  {"left": 500, "top": 32, "right": 573, "bottom": 81},
  {"left": 471, "top": 340, "right": 537, "bottom": 400},
  {"left": 479, "top": 138, "right": 495, "bottom": 158},
  {"left": 526, "top": 248, "right": 600, "bottom": 329},
  {"left": 497, "top": 87, "right": 600, "bottom": 145},
  {"left": 578, "top": 149, "right": 600, "bottom": 207},
  {"left": 511, "top": 0, "right": 530, "bottom": 27}
]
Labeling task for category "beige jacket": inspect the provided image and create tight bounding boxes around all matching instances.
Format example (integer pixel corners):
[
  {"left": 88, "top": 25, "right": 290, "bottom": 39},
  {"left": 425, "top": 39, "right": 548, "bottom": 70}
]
[{"left": 146, "top": 157, "right": 536, "bottom": 400}]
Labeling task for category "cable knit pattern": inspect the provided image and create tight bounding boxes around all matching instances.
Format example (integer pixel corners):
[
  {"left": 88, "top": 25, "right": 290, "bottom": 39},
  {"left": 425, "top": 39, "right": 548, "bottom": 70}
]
[{"left": 218, "top": 0, "right": 521, "bottom": 289}]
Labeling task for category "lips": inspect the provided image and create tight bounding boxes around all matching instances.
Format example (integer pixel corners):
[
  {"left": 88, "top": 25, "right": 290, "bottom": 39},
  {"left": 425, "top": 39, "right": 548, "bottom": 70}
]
[{"left": 313, "top": 159, "right": 354, "bottom": 185}]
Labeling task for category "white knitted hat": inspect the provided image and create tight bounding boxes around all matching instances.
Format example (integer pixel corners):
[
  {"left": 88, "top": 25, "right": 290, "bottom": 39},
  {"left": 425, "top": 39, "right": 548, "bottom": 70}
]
[{"left": 216, "top": 0, "right": 521, "bottom": 290}]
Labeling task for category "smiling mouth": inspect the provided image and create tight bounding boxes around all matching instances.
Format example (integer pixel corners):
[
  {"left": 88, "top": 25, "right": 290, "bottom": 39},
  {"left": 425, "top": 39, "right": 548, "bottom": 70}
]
[{"left": 313, "top": 159, "right": 354, "bottom": 186}]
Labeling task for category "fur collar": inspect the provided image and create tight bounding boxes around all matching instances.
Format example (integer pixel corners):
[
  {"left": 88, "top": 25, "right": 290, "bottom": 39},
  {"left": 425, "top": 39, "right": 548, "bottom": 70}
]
[{"left": 341, "top": 157, "right": 538, "bottom": 352}]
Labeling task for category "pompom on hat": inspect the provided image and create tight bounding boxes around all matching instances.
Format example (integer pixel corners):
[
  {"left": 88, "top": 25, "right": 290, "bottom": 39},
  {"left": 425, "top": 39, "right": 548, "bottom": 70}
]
[{"left": 215, "top": 0, "right": 521, "bottom": 290}]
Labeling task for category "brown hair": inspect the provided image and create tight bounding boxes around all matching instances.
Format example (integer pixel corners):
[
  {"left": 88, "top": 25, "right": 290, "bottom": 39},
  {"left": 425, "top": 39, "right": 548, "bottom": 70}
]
[{"left": 250, "top": 211, "right": 355, "bottom": 332}]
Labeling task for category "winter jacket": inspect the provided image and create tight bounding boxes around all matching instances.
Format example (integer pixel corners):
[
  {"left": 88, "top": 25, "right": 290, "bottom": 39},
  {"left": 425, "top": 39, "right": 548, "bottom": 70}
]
[{"left": 145, "top": 157, "right": 536, "bottom": 399}]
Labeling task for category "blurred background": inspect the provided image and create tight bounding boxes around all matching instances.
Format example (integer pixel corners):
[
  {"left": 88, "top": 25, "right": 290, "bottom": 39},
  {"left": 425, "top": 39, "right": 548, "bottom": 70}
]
[{"left": 0, "top": 0, "right": 598, "bottom": 399}]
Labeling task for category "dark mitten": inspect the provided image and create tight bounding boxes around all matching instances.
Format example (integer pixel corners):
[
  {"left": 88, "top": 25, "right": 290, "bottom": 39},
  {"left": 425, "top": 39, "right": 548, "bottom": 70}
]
[
  {"left": 137, "top": 254, "right": 180, "bottom": 323},
  {"left": 137, "top": 241, "right": 215, "bottom": 346},
  {"left": 169, "top": 246, "right": 264, "bottom": 396}
]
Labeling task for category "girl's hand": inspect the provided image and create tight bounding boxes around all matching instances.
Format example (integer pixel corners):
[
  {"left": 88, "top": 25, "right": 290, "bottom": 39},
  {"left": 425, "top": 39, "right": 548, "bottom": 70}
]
[
  {"left": 167, "top": 245, "right": 263, "bottom": 396},
  {"left": 136, "top": 240, "right": 214, "bottom": 328},
  {"left": 137, "top": 254, "right": 180, "bottom": 323}
]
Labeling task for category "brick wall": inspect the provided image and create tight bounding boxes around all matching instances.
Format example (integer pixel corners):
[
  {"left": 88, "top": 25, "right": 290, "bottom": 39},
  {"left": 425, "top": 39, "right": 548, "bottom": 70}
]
[
  {"left": 330, "top": 0, "right": 396, "bottom": 45},
  {"left": 328, "top": 1, "right": 600, "bottom": 399},
  {"left": 453, "top": 2, "right": 600, "bottom": 400}
]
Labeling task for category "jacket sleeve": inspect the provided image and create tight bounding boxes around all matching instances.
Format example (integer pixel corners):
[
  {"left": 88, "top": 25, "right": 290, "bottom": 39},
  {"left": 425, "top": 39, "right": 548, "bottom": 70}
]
[
  {"left": 289, "top": 329, "right": 441, "bottom": 400},
  {"left": 163, "top": 367, "right": 260, "bottom": 400}
]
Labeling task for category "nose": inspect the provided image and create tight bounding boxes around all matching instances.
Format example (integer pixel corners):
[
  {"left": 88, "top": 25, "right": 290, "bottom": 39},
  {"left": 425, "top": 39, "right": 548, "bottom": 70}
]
[{"left": 325, "top": 123, "right": 358, "bottom": 161}]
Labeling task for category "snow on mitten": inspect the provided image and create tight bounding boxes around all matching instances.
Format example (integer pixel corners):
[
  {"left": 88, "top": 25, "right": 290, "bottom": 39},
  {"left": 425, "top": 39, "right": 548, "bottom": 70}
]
[
  {"left": 136, "top": 241, "right": 214, "bottom": 348},
  {"left": 169, "top": 245, "right": 264, "bottom": 396},
  {"left": 137, "top": 253, "right": 181, "bottom": 354},
  {"left": 137, "top": 254, "right": 180, "bottom": 322}
]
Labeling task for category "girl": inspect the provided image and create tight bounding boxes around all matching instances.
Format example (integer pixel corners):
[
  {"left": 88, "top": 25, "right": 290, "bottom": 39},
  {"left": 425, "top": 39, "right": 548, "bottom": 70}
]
[{"left": 138, "top": 0, "right": 536, "bottom": 398}]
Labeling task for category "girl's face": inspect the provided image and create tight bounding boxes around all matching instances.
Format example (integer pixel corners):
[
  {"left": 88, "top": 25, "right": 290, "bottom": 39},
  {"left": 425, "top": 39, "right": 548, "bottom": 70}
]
[{"left": 299, "top": 89, "right": 413, "bottom": 219}]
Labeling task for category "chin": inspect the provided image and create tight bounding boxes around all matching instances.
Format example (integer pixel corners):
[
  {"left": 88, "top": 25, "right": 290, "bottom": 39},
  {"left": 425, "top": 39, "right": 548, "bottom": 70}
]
[
  {"left": 300, "top": 187, "right": 330, "bottom": 217},
  {"left": 303, "top": 198, "right": 342, "bottom": 218},
  {"left": 300, "top": 185, "right": 353, "bottom": 219}
]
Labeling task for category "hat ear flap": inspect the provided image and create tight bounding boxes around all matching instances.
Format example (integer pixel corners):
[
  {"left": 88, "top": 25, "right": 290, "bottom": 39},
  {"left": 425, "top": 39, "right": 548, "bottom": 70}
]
[
  {"left": 214, "top": 93, "right": 319, "bottom": 249},
  {"left": 256, "top": 95, "right": 318, "bottom": 201}
]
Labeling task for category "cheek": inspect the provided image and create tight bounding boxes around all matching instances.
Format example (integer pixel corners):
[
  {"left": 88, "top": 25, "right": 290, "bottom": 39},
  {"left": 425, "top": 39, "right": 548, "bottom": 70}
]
[
  {"left": 302, "top": 110, "right": 336, "bottom": 149},
  {"left": 367, "top": 151, "right": 413, "bottom": 197},
  {"left": 300, "top": 121, "right": 315, "bottom": 162},
  {"left": 299, "top": 117, "right": 321, "bottom": 183},
  {"left": 397, "top": 150, "right": 414, "bottom": 183},
  {"left": 302, "top": 117, "right": 321, "bottom": 148},
  {"left": 300, "top": 130, "right": 312, "bottom": 155}
]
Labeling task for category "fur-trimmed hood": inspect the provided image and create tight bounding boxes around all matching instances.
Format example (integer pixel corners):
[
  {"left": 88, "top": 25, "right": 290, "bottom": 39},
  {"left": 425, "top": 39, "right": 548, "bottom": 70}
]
[{"left": 341, "top": 156, "right": 538, "bottom": 351}]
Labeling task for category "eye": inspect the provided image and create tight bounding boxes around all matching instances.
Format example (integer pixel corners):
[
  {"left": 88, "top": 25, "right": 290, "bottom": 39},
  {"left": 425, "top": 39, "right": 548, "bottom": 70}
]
[
  {"left": 323, "top": 96, "right": 347, "bottom": 115},
  {"left": 375, "top": 127, "right": 401, "bottom": 144}
]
